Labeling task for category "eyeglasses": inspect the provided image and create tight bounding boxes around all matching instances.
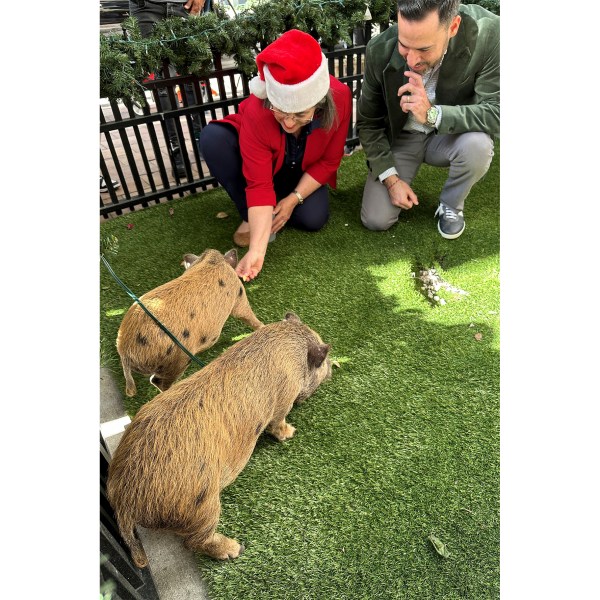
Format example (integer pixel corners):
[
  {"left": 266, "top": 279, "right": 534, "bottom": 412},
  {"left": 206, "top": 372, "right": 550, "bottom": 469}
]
[{"left": 269, "top": 107, "right": 314, "bottom": 124}]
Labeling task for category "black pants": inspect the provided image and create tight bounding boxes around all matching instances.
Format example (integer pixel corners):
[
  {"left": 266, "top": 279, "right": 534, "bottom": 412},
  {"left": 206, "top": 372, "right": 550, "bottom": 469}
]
[
  {"left": 128, "top": 0, "right": 204, "bottom": 151},
  {"left": 199, "top": 122, "right": 330, "bottom": 229}
]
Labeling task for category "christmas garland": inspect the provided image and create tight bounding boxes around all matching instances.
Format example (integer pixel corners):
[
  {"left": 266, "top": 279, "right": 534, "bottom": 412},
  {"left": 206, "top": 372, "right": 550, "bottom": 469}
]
[
  {"left": 100, "top": 0, "right": 369, "bottom": 104},
  {"left": 100, "top": 0, "right": 499, "bottom": 105}
]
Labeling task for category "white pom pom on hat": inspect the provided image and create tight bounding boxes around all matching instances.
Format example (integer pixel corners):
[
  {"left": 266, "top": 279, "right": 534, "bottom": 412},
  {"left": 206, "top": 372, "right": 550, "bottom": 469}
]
[{"left": 248, "top": 29, "right": 330, "bottom": 113}]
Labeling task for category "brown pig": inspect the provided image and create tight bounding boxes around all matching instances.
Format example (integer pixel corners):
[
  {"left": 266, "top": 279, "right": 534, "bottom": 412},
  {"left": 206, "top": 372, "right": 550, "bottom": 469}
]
[
  {"left": 107, "top": 312, "right": 332, "bottom": 567},
  {"left": 116, "top": 248, "right": 263, "bottom": 396}
]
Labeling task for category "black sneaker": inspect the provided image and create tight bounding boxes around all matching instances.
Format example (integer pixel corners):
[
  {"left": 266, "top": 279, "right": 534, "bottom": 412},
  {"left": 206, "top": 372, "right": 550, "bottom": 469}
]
[
  {"left": 434, "top": 203, "right": 465, "bottom": 239},
  {"left": 170, "top": 143, "right": 187, "bottom": 178},
  {"left": 100, "top": 176, "right": 120, "bottom": 193}
]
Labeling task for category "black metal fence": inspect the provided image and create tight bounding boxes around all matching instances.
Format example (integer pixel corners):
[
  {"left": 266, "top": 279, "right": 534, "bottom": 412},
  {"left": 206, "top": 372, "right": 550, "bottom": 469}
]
[
  {"left": 100, "top": 45, "right": 367, "bottom": 219},
  {"left": 101, "top": 434, "right": 160, "bottom": 600}
]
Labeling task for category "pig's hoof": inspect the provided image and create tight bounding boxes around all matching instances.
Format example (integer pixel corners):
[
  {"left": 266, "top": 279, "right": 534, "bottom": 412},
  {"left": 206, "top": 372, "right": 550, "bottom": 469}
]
[
  {"left": 274, "top": 423, "right": 296, "bottom": 441},
  {"left": 204, "top": 534, "right": 245, "bottom": 560}
]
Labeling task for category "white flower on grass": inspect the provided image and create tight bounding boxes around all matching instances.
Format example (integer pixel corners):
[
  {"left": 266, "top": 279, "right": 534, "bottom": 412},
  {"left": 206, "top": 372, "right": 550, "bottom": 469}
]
[{"left": 415, "top": 267, "right": 468, "bottom": 306}]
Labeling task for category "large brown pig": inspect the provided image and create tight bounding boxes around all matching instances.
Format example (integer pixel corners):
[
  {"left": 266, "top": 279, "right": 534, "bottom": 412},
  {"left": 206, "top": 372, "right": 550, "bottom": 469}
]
[{"left": 107, "top": 312, "right": 331, "bottom": 567}]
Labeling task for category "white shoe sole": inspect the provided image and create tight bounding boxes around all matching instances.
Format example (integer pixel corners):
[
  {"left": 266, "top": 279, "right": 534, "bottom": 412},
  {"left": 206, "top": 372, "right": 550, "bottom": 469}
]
[{"left": 437, "top": 221, "right": 465, "bottom": 240}]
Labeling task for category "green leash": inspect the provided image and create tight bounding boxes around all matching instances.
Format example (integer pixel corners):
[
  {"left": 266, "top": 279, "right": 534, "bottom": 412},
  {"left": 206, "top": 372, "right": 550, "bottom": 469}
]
[{"left": 101, "top": 254, "right": 206, "bottom": 368}]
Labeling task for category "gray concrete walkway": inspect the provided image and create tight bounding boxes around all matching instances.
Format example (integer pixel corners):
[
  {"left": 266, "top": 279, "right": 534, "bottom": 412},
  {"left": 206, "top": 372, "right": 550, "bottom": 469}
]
[{"left": 101, "top": 367, "right": 210, "bottom": 600}]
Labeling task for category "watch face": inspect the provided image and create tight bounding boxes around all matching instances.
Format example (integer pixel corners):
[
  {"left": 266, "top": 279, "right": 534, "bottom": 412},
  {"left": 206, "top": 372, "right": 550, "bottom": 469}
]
[{"left": 427, "top": 107, "right": 438, "bottom": 125}]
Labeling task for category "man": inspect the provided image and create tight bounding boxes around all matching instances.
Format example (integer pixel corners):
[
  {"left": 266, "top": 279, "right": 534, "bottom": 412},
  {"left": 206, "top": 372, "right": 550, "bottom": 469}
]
[
  {"left": 128, "top": 0, "right": 209, "bottom": 178},
  {"left": 357, "top": 1, "right": 499, "bottom": 239}
]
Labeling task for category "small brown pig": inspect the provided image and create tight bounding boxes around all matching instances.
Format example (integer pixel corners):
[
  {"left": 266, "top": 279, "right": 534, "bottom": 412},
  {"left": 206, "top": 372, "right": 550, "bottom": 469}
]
[
  {"left": 107, "top": 312, "right": 332, "bottom": 567},
  {"left": 116, "top": 248, "right": 263, "bottom": 396}
]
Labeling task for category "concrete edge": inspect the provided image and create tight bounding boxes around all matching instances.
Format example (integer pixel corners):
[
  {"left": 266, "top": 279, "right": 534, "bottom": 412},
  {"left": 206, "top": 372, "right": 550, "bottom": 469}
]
[{"left": 100, "top": 367, "right": 210, "bottom": 600}]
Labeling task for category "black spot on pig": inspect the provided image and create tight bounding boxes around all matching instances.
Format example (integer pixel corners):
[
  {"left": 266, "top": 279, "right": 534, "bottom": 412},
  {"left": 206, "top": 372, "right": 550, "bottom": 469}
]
[
  {"left": 238, "top": 287, "right": 243, "bottom": 297},
  {"left": 218, "top": 279, "right": 225, "bottom": 287},
  {"left": 182, "top": 329, "right": 190, "bottom": 339},
  {"left": 255, "top": 423, "right": 263, "bottom": 435},
  {"left": 166, "top": 344, "right": 174, "bottom": 355},
  {"left": 136, "top": 333, "right": 148, "bottom": 346},
  {"left": 201, "top": 336, "right": 207, "bottom": 344},
  {"left": 190, "top": 311, "right": 196, "bottom": 319},
  {"left": 195, "top": 485, "right": 208, "bottom": 506}
]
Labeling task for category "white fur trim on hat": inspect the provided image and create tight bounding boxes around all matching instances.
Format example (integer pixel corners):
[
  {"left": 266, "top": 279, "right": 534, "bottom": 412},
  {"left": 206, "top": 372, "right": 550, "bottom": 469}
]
[{"left": 262, "top": 53, "right": 330, "bottom": 113}]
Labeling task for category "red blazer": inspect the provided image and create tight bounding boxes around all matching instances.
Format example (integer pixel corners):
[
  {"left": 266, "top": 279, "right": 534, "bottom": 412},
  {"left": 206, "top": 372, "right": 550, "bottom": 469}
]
[{"left": 218, "top": 75, "right": 352, "bottom": 207}]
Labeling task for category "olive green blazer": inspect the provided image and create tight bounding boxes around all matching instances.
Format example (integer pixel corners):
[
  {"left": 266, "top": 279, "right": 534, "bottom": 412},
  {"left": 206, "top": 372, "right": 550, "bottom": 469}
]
[{"left": 357, "top": 3, "right": 500, "bottom": 177}]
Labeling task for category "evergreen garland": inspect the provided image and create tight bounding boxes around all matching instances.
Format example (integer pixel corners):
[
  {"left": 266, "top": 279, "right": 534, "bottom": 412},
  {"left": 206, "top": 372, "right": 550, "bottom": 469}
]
[
  {"left": 368, "top": 0, "right": 396, "bottom": 29},
  {"left": 99, "top": 0, "right": 499, "bottom": 104},
  {"left": 100, "top": 0, "right": 373, "bottom": 103}
]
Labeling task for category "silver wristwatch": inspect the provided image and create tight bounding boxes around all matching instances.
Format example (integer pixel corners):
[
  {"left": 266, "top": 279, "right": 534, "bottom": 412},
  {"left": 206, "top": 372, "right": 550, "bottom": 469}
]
[{"left": 426, "top": 105, "right": 439, "bottom": 128}]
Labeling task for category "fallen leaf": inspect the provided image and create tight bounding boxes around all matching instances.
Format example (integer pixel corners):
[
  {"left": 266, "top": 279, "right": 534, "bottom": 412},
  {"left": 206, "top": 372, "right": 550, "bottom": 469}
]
[
  {"left": 332, "top": 360, "right": 341, "bottom": 369},
  {"left": 126, "top": 223, "right": 134, "bottom": 230},
  {"left": 169, "top": 208, "right": 175, "bottom": 216},
  {"left": 216, "top": 211, "right": 229, "bottom": 219},
  {"left": 428, "top": 534, "right": 450, "bottom": 558},
  {"left": 474, "top": 333, "right": 483, "bottom": 341}
]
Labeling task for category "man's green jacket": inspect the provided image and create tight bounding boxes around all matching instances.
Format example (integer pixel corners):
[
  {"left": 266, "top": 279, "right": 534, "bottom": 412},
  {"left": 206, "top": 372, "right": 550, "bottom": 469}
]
[{"left": 357, "top": 3, "right": 500, "bottom": 178}]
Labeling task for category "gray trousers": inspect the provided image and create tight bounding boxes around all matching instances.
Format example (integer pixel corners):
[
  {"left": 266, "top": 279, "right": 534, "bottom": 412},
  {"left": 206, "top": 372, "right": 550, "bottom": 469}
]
[{"left": 361, "top": 131, "right": 494, "bottom": 231}]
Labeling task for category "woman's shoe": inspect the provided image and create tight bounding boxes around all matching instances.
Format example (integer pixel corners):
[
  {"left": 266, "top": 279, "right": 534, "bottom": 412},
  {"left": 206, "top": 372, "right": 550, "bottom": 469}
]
[{"left": 233, "top": 228, "right": 250, "bottom": 247}]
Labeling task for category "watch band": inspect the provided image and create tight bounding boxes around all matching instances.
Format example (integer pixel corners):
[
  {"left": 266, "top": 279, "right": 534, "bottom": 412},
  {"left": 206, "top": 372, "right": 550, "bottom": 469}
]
[{"left": 293, "top": 190, "right": 304, "bottom": 204}]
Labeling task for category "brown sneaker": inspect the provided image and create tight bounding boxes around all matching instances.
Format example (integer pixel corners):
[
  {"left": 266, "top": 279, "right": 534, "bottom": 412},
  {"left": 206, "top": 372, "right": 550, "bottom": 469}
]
[{"left": 233, "top": 228, "right": 250, "bottom": 247}]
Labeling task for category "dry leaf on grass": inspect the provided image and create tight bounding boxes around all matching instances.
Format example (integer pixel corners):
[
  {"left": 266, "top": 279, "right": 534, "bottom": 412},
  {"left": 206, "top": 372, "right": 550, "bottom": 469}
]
[
  {"left": 332, "top": 360, "right": 341, "bottom": 369},
  {"left": 428, "top": 534, "right": 450, "bottom": 558},
  {"left": 169, "top": 208, "right": 175, "bottom": 216},
  {"left": 216, "top": 211, "right": 229, "bottom": 219},
  {"left": 474, "top": 333, "right": 483, "bottom": 341}
]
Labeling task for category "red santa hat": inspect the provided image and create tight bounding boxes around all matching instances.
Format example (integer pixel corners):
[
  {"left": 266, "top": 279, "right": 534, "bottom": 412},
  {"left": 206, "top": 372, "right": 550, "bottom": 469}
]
[{"left": 249, "top": 29, "right": 330, "bottom": 113}]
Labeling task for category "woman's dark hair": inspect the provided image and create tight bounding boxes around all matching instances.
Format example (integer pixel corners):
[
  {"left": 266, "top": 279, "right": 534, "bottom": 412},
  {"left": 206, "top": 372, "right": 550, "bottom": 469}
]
[
  {"left": 263, "top": 89, "right": 339, "bottom": 131},
  {"left": 397, "top": 0, "right": 461, "bottom": 26}
]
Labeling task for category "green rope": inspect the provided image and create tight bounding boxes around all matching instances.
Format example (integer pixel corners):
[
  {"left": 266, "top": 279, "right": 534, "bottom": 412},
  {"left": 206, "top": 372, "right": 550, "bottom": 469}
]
[{"left": 101, "top": 254, "right": 206, "bottom": 368}]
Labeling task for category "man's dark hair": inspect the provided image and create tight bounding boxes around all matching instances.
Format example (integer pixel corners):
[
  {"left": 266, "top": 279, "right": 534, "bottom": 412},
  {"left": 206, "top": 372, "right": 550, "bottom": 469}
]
[{"left": 397, "top": 0, "right": 461, "bottom": 26}]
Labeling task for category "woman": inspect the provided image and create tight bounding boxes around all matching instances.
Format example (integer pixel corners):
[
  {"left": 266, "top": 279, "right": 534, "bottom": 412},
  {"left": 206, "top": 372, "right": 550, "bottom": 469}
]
[{"left": 200, "top": 29, "right": 352, "bottom": 281}]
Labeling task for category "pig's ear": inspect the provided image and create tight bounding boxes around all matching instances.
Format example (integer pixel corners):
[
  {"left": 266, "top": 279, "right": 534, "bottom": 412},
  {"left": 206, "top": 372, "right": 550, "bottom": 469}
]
[
  {"left": 285, "top": 312, "right": 301, "bottom": 323},
  {"left": 223, "top": 248, "right": 238, "bottom": 268},
  {"left": 182, "top": 254, "right": 200, "bottom": 269},
  {"left": 307, "top": 343, "right": 330, "bottom": 369}
]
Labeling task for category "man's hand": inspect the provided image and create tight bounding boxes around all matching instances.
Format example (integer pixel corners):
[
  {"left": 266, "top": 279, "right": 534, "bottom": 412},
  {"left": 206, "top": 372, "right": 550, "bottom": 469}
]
[
  {"left": 184, "top": 0, "right": 206, "bottom": 15},
  {"left": 398, "top": 71, "right": 431, "bottom": 125},
  {"left": 384, "top": 176, "right": 418, "bottom": 210},
  {"left": 235, "top": 250, "right": 264, "bottom": 282}
]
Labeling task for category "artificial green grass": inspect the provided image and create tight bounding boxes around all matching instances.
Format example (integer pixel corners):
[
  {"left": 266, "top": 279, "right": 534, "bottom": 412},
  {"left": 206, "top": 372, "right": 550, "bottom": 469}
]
[{"left": 100, "top": 143, "right": 500, "bottom": 599}]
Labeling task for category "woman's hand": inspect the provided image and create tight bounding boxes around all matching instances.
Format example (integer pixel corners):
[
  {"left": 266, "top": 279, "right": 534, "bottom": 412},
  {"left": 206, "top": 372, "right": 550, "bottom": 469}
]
[
  {"left": 235, "top": 206, "right": 272, "bottom": 281},
  {"left": 272, "top": 195, "right": 296, "bottom": 233},
  {"left": 235, "top": 249, "right": 265, "bottom": 282}
]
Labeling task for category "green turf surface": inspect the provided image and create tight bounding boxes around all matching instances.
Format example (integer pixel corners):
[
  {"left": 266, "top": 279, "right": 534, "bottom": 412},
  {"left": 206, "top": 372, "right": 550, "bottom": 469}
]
[{"left": 100, "top": 143, "right": 499, "bottom": 599}]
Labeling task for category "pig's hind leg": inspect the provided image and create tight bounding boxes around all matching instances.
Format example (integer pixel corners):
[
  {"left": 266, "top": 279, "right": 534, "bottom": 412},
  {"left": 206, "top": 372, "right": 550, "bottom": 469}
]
[
  {"left": 120, "top": 356, "right": 138, "bottom": 397},
  {"left": 184, "top": 490, "right": 245, "bottom": 560}
]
